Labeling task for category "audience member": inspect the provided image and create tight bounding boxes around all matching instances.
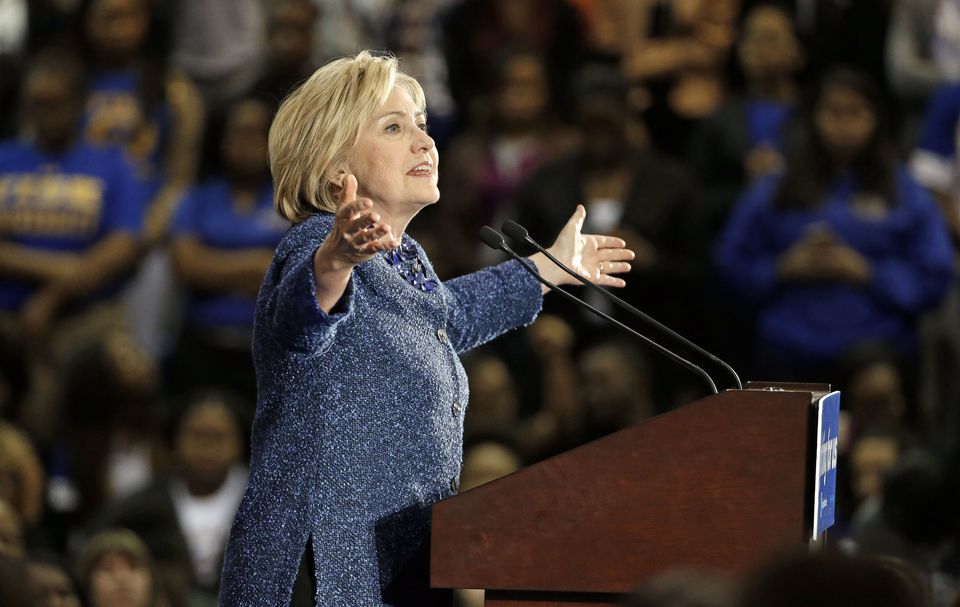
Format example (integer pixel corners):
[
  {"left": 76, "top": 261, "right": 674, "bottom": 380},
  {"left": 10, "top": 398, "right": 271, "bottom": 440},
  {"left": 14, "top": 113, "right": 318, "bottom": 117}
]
[
  {"left": 248, "top": 0, "right": 319, "bottom": 108},
  {"left": 441, "top": 0, "right": 584, "bottom": 124},
  {"left": 430, "top": 48, "right": 575, "bottom": 276},
  {"left": 58, "top": 332, "right": 159, "bottom": 526},
  {"left": 99, "top": 390, "right": 249, "bottom": 602},
  {"left": 736, "top": 551, "right": 927, "bottom": 607},
  {"left": 689, "top": 3, "right": 803, "bottom": 238},
  {"left": 618, "top": 0, "right": 741, "bottom": 156},
  {"left": 714, "top": 68, "right": 953, "bottom": 383},
  {"left": 514, "top": 66, "right": 705, "bottom": 399},
  {"left": 169, "top": 0, "right": 263, "bottom": 106},
  {"left": 75, "top": 528, "right": 168, "bottom": 607},
  {"left": 168, "top": 96, "right": 284, "bottom": 402},
  {"left": 27, "top": 555, "right": 81, "bottom": 607}
]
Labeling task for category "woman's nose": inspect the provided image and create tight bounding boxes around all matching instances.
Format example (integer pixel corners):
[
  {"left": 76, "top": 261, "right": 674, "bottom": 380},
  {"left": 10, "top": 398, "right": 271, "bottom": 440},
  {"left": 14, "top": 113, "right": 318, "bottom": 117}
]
[{"left": 412, "top": 129, "right": 435, "bottom": 152}]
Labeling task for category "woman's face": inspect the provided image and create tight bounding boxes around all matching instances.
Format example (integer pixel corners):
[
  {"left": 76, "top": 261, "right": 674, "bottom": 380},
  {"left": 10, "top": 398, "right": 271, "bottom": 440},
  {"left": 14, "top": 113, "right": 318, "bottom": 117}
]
[
  {"left": 175, "top": 401, "right": 242, "bottom": 494},
  {"left": 88, "top": 552, "right": 151, "bottom": 607},
  {"left": 86, "top": 0, "right": 149, "bottom": 62},
  {"left": 738, "top": 7, "right": 801, "bottom": 80},
  {"left": 347, "top": 86, "right": 439, "bottom": 215},
  {"left": 25, "top": 71, "right": 82, "bottom": 151},
  {"left": 815, "top": 85, "right": 876, "bottom": 164},
  {"left": 496, "top": 54, "right": 548, "bottom": 129},
  {"left": 222, "top": 100, "right": 271, "bottom": 181}
]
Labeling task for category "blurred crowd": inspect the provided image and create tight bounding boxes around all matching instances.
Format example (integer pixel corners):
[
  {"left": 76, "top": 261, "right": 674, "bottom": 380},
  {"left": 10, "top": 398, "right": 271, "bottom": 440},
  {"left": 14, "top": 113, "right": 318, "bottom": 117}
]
[{"left": 2, "top": 0, "right": 960, "bottom": 605}]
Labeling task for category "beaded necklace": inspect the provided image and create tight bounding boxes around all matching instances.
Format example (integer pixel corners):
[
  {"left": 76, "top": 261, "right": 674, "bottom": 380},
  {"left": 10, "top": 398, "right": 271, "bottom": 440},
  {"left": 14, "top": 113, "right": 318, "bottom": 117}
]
[{"left": 383, "top": 242, "right": 439, "bottom": 292}]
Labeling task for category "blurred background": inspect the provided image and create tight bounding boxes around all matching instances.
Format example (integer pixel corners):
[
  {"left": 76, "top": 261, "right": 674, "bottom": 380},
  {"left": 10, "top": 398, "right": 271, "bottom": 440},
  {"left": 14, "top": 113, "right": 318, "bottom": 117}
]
[{"left": 2, "top": 0, "right": 960, "bottom": 605}]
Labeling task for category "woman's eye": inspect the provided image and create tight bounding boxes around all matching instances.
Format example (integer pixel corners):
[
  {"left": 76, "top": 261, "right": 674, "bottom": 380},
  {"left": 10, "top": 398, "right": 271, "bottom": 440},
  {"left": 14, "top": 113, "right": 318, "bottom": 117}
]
[
  {"left": 386, "top": 123, "right": 400, "bottom": 133},
  {"left": 417, "top": 122, "right": 429, "bottom": 133}
]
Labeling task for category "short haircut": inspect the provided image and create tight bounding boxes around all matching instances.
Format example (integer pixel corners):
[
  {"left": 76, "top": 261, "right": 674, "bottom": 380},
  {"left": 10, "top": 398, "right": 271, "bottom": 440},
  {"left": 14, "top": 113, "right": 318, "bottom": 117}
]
[{"left": 269, "top": 50, "right": 426, "bottom": 222}]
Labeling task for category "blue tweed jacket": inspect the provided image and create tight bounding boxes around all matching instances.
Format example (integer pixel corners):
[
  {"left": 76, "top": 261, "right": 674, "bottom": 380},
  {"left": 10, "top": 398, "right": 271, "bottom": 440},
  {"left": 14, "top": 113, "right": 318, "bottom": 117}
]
[{"left": 219, "top": 212, "right": 543, "bottom": 606}]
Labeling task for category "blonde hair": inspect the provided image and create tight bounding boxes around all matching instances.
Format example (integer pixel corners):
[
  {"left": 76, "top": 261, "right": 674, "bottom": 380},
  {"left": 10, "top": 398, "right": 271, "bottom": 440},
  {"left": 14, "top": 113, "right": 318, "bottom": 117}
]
[{"left": 269, "top": 51, "right": 426, "bottom": 222}]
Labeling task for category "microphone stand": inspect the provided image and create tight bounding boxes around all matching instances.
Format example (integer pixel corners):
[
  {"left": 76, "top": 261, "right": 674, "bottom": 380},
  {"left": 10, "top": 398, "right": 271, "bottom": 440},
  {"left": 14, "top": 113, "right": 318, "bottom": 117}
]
[
  {"left": 502, "top": 220, "right": 742, "bottom": 390},
  {"left": 479, "top": 226, "right": 718, "bottom": 395}
]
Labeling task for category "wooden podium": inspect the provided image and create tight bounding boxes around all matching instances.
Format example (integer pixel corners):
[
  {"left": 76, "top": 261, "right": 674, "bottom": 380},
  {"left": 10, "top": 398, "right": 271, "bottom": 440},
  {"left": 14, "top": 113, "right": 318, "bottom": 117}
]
[{"left": 430, "top": 385, "right": 830, "bottom": 606}]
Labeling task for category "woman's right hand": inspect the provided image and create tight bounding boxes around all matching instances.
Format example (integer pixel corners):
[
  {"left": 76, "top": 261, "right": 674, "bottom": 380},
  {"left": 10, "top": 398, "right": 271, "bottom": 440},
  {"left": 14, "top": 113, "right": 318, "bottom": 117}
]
[
  {"left": 314, "top": 174, "right": 400, "bottom": 273},
  {"left": 311, "top": 175, "right": 399, "bottom": 312}
]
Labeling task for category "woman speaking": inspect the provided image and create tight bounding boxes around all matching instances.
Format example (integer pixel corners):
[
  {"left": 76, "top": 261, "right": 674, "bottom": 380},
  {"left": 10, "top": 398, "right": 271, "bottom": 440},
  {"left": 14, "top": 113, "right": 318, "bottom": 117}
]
[{"left": 219, "top": 51, "right": 634, "bottom": 606}]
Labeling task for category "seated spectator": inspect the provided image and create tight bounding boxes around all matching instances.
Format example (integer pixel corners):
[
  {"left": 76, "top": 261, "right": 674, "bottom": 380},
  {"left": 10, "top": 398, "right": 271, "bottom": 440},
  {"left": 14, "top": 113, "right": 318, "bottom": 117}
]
[
  {"left": 619, "top": 0, "right": 741, "bottom": 156},
  {"left": 429, "top": 48, "right": 575, "bottom": 276},
  {"left": 441, "top": 0, "right": 584, "bottom": 123},
  {"left": 56, "top": 332, "right": 160, "bottom": 526},
  {"left": 0, "top": 50, "right": 143, "bottom": 344},
  {"left": 77, "top": 0, "right": 202, "bottom": 240},
  {"left": 248, "top": 0, "right": 318, "bottom": 107},
  {"left": 689, "top": 3, "right": 803, "bottom": 240},
  {"left": 27, "top": 555, "right": 81, "bottom": 607},
  {"left": 99, "top": 390, "right": 249, "bottom": 602},
  {"left": 714, "top": 68, "right": 953, "bottom": 383},
  {"left": 736, "top": 551, "right": 927, "bottom": 607},
  {"left": 168, "top": 96, "right": 284, "bottom": 402},
  {"left": 576, "top": 341, "right": 654, "bottom": 443},
  {"left": 75, "top": 528, "right": 168, "bottom": 607},
  {"left": 513, "top": 66, "right": 706, "bottom": 399}
]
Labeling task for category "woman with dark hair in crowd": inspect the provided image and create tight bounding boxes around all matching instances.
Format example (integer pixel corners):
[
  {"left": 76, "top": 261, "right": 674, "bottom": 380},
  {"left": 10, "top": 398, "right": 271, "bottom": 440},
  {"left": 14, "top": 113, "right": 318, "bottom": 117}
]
[
  {"left": 167, "top": 96, "right": 286, "bottom": 402},
  {"left": 77, "top": 0, "right": 201, "bottom": 238},
  {"left": 430, "top": 47, "right": 575, "bottom": 276},
  {"left": 715, "top": 67, "right": 953, "bottom": 384},
  {"left": 101, "top": 390, "right": 249, "bottom": 605}
]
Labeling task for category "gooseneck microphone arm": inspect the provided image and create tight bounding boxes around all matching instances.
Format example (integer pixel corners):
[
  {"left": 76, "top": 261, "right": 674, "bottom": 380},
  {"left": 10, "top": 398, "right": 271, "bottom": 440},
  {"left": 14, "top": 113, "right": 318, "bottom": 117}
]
[
  {"left": 479, "top": 226, "right": 718, "bottom": 395},
  {"left": 501, "top": 220, "right": 742, "bottom": 390}
]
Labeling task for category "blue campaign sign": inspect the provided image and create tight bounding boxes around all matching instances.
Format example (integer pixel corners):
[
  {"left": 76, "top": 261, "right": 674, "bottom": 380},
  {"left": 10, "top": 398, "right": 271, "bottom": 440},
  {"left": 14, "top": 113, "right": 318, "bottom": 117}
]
[{"left": 813, "top": 391, "right": 841, "bottom": 538}]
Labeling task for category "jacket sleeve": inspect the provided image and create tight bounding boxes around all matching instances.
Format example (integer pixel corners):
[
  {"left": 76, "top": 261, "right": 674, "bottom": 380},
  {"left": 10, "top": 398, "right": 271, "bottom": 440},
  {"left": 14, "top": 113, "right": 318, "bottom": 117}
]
[
  {"left": 868, "top": 174, "right": 954, "bottom": 314},
  {"left": 713, "top": 176, "right": 782, "bottom": 305},
  {"left": 443, "top": 258, "right": 543, "bottom": 354},
  {"left": 257, "top": 218, "right": 355, "bottom": 353}
]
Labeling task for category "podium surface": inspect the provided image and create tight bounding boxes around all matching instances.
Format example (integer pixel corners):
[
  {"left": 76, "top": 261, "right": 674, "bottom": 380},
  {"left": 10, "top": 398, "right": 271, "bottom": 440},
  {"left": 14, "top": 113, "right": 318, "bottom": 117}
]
[{"left": 431, "top": 387, "right": 825, "bottom": 604}]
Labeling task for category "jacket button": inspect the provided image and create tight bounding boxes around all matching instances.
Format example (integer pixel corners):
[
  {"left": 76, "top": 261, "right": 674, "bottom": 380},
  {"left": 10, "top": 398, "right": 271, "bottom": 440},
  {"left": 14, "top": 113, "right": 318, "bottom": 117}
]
[
  {"left": 436, "top": 328, "right": 448, "bottom": 343},
  {"left": 451, "top": 401, "right": 463, "bottom": 416},
  {"left": 449, "top": 476, "right": 459, "bottom": 494}
]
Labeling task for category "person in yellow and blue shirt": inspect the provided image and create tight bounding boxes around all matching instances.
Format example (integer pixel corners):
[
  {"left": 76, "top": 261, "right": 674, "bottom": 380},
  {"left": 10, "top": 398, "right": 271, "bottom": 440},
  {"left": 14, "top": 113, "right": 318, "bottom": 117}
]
[{"left": 0, "top": 50, "right": 144, "bottom": 340}]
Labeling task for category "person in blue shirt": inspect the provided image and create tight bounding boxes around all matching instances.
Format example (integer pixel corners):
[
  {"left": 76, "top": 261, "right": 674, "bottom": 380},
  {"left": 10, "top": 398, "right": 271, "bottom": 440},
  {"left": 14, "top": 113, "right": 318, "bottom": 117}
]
[
  {"left": 715, "top": 67, "right": 954, "bottom": 383},
  {"left": 0, "top": 50, "right": 143, "bottom": 342},
  {"left": 910, "top": 81, "right": 960, "bottom": 239},
  {"left": 77, "top": 0, "right": 202, "bottom": 242},
  {"left": 168, "top": 96, "right": 287, "bottom": 402},
  {"left": 219, "top": 51, "right": 635, "bottom": 606}
]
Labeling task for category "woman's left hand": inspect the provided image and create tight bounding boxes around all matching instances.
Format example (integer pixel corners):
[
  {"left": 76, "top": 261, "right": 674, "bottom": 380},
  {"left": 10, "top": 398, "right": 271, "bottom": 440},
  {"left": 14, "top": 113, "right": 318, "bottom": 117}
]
[{"left": 530, "top": 205, "right": 635, "bottom": 291}]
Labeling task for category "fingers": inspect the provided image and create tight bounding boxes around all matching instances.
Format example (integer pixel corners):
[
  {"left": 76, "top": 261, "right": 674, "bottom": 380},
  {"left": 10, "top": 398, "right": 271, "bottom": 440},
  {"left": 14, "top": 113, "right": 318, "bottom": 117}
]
[
  {"left": 597, "top": 247, "right": 636, "bottom": 262},
  {"left": 590, "top": 234, "right": 628, "bottom": 249},
  {"left": 599, "top": 261, "right": 632, "bottom": 275}
]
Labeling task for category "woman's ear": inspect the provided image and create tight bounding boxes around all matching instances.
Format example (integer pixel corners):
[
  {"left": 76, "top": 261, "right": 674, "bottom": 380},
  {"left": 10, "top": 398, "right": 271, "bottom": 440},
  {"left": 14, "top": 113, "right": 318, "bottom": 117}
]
[{"left": 328, "top": 168, "right": 348, "bottom": 197}]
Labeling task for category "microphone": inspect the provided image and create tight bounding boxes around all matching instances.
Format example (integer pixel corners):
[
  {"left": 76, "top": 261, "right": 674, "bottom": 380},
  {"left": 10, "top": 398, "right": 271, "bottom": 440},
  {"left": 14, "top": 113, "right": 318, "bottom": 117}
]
[
  {"left": 501, "top": 220, "right": 742, "bottom": 390},
  {"left": 479, "top": 226, "right": 718, "bottom": 395}
]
